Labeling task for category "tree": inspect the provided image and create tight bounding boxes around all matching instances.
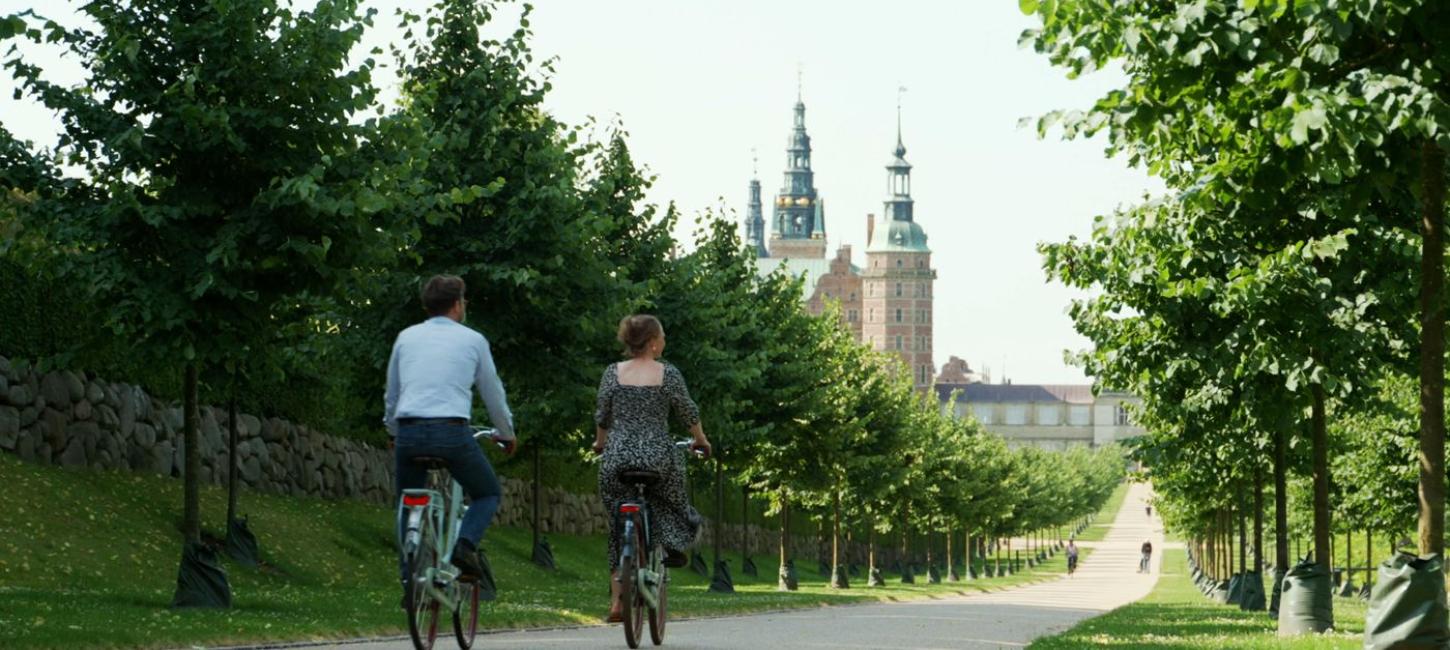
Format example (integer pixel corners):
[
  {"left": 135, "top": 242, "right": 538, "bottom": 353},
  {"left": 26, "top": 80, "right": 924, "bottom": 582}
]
[
  {"left": 1023, "top": 0, "right": 1449, "bottom": 582},
  {"left": 4, "top": 0, "right": 418, "bottom": 606}
]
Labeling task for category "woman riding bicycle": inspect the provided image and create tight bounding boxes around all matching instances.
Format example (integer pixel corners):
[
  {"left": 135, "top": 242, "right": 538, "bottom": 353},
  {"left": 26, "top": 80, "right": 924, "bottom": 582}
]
[{"left": 593, "top": 315, "right": 711, "bottom": 623}]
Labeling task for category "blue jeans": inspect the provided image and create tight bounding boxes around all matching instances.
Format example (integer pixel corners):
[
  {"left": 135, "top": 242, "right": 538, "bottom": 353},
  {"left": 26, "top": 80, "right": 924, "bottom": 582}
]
[{"left": 395, "top": 422, "right": 502, "bottom": 579}]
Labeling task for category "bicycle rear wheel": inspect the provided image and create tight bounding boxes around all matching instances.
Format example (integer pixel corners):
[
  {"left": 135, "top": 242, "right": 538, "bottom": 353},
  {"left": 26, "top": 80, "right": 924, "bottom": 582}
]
[
  {"left": 452, "top": 580, "right": 480, "bottom": 649},
  {"left": 405, "top": 526, "right": 441, "bottom": 650},
  {"left": 621, "top": 514, "right": 646, "bottom": 649},
  {"left": 648, "top": 544, "right": 667, "bottom": 646}
]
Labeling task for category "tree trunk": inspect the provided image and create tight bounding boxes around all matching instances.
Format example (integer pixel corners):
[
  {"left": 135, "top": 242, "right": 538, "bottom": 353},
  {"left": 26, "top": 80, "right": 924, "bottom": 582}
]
[
  {"left": 1311, "top": 385, "right": 1331, "bottom": 571},
  {"left": 1419, "top": 138, "right": 1446, "bottom": 558},
  {"left": 742, "top": 487, "right": 750, "bottom": 561},
  {"left": 868, "top": 525, "right": 876, "bottom": 571},
  {"left": 946, "top": 524, "right": 956, "bottom": 580},
  {"left": 780, "top": 494, "right": 789, "bottom": 567},
  {"left": 226, "top": 392, "right": 238, "bottom": 526},
  {"left": 1275, "top": 426, "right": 1290, "bottom": 571},
  {"left": 1208, "top": 523, "right": 1217, "bottom": 579},
  {"left": 1254, "top": 466, "right": 1265, "bottom": 574},
  {"left": 1238, "top": 499, "right": 1247, "bottom": 576},
  {"left": 183, "top": 364, "right": 200, "bottom": 544},
  {"left": 1366, "top": 530, "right": 1373, "bottom": 588},
  {"left": 714, "top": 458, "right": 724, "bottom": 568},
  {"left": 831, "top": 488, "right": 842, "bottom": 577},
  {"left": 964, "top": 530, "right": 973, "bottom": 576},
  {"left": 532, "top": 444, "right": 541, "bottom": 549}
]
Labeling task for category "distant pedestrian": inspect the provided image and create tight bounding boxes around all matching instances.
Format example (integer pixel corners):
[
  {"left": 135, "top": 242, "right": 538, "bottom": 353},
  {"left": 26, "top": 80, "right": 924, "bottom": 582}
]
[
  {"left": 1139, "top": 540, "right": 1153, "bottom": 573},
  {"left": 1145, "top": 505, "right": 1152, "bottom": 517},
  {"left": 1066, "top": 540, "right": 1079, "bottom": 577}
]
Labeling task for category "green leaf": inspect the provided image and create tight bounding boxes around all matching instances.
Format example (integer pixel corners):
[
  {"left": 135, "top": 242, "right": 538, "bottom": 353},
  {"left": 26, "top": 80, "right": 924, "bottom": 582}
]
[
  {"left": 1290, "top": 106, "right": 1327, "bottom": 144},
  {"left": 0, "top": 15, "right": 25, "bottom": 39},
  {"left": 1019, "top": 0, "right": 1040, "bottom": 14}
]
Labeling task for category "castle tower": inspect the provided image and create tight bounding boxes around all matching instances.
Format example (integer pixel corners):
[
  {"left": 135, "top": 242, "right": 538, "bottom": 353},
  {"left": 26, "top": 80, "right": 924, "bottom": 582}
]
[
  {"left": 768, "top": 84, "right": 828, "bottom": 260},
  {"left": 862, "top": 102, "right": 936, "bottom": 391},
  {"left": 745, "top": 154, "right": 768, "bottom": 257}
]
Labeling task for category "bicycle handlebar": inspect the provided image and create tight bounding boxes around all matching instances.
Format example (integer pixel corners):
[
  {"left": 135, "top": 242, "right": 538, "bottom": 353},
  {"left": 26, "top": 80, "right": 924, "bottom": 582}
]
[
  {"left": 675, "top": 439, "right": 708, "bottom": 459},
  {"left": 471, "top": 426, "right": 511, "bottom": 450}
]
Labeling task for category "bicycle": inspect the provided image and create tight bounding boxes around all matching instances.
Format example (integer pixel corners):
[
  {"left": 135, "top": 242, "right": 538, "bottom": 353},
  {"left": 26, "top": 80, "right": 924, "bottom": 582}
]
[
  {"left": 615, "top": 440, "right": 705, "bottom": 649},
  {"left": 398, "top": 426, "right": 508, "bottom": 650}
]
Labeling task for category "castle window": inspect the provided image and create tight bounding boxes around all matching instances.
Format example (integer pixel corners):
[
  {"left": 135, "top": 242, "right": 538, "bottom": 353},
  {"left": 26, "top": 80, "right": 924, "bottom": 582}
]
[
  {"left": 870, "top": 308, "right": 876, "bottom": 322},
  {"left": 848, "top": 309, "right": 859, "bottom": 323},
  {"left": 895, "top": 283, "right": 902, "bottom": 297},
  {"left": 895, "top": 335, "right": 902, "bottom": 350},
  {"left": 974, "top": 404, "right": 994, "bottom": 425},
  {"left": 895, "top": 309, "right": 902, "bottom": 323},
  {"left": 1115, "top": 404, "right": 1131, "bottom": 426},
  {"left": 1005, "top": 405, "right": 1028, "bottom": 425},
  {"left": 897, "top": 259, "right": 903, "bottom": 268}
]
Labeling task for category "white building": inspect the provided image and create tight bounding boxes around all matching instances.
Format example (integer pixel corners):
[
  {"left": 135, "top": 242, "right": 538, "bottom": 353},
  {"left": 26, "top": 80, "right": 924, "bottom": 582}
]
[{"left": 936, "top": 381, "right": 1144, "bottom": 450}]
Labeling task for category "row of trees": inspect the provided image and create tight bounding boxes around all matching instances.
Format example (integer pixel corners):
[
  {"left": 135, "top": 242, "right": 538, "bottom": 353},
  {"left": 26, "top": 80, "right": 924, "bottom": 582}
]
[
  {"left": 1024, "top": 0, "right": 1449, "bottom": 639},
  {"left": 0, "top": 0, "right": 1124, "bottom": 607}
]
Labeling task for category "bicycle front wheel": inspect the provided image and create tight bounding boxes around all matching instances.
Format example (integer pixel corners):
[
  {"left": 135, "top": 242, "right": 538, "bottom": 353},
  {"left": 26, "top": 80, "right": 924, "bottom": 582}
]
[
  {"left": 405, "top": 526, "right": 441, "bottom": 650},
  {"left": 453, "top": 581, "right": 480, "bottom": 649}
]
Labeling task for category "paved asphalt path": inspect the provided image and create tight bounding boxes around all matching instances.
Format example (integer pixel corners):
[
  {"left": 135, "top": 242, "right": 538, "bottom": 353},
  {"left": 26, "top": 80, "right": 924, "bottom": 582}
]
[{"left": 325, "top": 483, "right": 1164, "bottom": 650}]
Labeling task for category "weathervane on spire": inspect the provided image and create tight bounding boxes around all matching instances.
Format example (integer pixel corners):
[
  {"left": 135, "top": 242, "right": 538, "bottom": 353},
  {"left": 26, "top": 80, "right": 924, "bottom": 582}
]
[
  {"left": 751, "top": 147, "right": 758, "bottom": 177},
  {"left": 797, "top": 63, "right": 804, "bottom": 101},
  {"left": 897, "top": 85, "right": 908, "bottom": 149}
]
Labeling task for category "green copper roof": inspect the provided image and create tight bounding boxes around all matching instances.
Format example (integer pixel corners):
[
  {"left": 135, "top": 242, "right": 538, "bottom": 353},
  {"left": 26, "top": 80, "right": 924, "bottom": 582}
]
[{"left": 867, "top": 218, "right": 931, "bottom": 253}]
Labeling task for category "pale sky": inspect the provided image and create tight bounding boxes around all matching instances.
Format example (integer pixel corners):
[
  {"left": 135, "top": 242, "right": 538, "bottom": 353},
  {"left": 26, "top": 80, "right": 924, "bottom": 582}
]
[{"left": 0, "top": 1, "right": 1163, "bottom": 385}]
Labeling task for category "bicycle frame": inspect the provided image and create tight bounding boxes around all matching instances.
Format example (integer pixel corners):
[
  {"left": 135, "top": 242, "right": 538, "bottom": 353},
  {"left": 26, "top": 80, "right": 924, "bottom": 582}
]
[
  {"left": 399, "top": 470, "right": 468, "bottom": 613},
  {"left": 619, "top": 494, "right": 665, "bottom": 611}
]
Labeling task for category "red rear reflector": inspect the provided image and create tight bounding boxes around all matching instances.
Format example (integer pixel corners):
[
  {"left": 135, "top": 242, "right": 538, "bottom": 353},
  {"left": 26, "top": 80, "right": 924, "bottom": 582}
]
[
  {"left": 403, "top": 495, "right": 430, "bottom": 507},
  {"left": 619, "top": 504, "right": 640, "bottom": 514}
]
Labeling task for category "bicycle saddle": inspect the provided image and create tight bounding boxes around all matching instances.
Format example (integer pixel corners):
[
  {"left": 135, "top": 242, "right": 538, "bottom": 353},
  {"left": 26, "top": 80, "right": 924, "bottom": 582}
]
[
  {"left": 410, "top": 456, "right": 449, "bottom": 470},
  {"left": 620, "top": 469, "right": 662, "bottom": 486}
]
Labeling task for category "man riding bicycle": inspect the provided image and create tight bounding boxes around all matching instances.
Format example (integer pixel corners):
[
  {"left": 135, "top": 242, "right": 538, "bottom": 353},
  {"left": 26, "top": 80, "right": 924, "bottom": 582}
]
[{"left": 385, "top": 275, "right": 517, "bottom": 595}]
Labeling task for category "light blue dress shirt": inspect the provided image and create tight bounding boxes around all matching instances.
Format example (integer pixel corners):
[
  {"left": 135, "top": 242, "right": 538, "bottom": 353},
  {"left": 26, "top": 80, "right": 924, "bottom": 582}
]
[{"left": 383, "top": 316, "right": 514, "bottom": 439}]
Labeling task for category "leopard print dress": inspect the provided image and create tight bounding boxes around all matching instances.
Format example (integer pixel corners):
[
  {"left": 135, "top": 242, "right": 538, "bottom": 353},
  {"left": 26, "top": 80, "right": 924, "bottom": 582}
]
[{"left": 595, "top": 361, "right": 700, "bottom": 569}]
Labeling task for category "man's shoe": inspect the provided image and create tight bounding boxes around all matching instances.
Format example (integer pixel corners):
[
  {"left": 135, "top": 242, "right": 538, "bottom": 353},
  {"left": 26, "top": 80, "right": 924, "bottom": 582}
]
[{"left": 452, "top": 541, "right": 484, "bottom": 582}]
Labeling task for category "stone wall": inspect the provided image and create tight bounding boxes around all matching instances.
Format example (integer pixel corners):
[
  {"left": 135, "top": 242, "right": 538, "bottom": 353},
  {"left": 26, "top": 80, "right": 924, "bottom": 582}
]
[
  {"left": 0, "top": 355, "right": 814, "bottom": 556},
  {"left": 0, "top": 356, "right": 395, "bottom": 502}
]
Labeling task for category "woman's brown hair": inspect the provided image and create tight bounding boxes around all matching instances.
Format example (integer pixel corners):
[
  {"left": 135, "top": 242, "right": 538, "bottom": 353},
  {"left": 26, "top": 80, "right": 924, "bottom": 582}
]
[{"left": 618, "top": 314, "right": 663, "bottom": 357}]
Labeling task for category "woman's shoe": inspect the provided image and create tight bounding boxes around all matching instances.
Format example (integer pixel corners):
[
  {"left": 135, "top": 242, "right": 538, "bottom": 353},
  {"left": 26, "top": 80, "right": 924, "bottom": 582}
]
[
  {"left": 606, "top": 603, "right": 624, "bottom": 623},
  {"left": 663, "top": 548, "right": 689, "bottom": 568}
]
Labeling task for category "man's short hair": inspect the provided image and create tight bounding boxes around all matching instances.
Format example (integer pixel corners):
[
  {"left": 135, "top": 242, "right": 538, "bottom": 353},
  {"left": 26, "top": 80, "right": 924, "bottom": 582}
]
[{"left": 422, "top": 275, "right": 466, "bottom": 316}]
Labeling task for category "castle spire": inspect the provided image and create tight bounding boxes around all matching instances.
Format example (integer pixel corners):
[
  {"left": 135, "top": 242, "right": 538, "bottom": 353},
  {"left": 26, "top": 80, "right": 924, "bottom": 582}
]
[
  {"left": 746, "top": 148, "right": 767, "bottom": 257},
  {"left": 773, "top": 71, "right": 822, "bottom": 240}
]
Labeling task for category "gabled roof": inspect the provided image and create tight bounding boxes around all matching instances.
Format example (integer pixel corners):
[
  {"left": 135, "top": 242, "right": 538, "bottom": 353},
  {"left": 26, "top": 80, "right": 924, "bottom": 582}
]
[{"left": 936, "top": 383, "right": 1096, "bottom": 404}]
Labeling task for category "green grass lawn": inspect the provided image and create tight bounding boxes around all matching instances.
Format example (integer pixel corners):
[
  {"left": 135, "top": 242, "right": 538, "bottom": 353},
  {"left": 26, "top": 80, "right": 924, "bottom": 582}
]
[
  {"left": 1029, "top": 548, "right": 1368, "bottom": 649},
  {"left": 1074, "top": 481, "right": 1132, "bottom": 543},
  {"left": 0, "top": 454, "right": 1081, "bottom": 649}
]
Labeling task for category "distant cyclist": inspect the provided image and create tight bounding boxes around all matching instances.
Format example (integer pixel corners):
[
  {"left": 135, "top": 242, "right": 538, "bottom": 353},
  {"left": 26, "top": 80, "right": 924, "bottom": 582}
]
[
  {"left": 384, "top": 275, "right": 517, "bottom": 595},
  {"left": 1066, "top": 540, "right": 1079, "bottom": 576},
  {"left": 1139, "top": 539, "right": 1153, "bottom": 573}
]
